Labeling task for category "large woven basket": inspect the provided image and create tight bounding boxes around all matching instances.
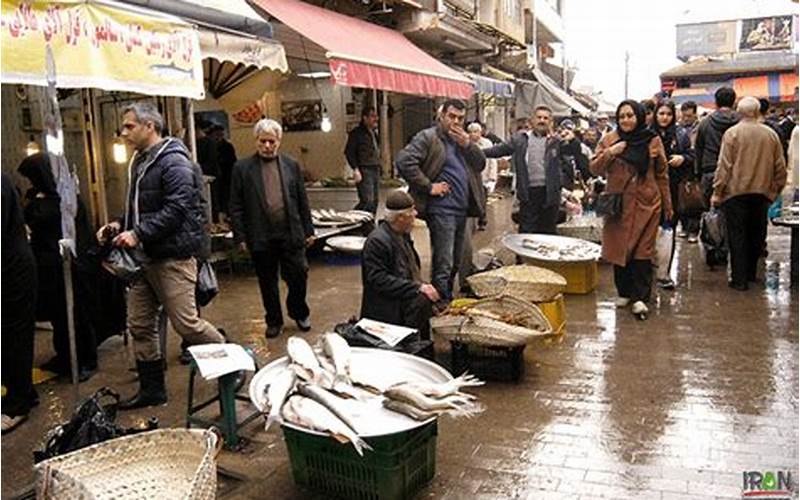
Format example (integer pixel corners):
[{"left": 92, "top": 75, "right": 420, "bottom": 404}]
[
  {"left": 464, "top": 295, "right": 551, "bottom": 334},
  {"left": 467, "top": 265, "right": 567, "bottom": 303},
  {"left": 431, "top": 314, "right": 550, "bottom": 347},
  {"left": 35, "top": 429, "right": 220, "bottom": 500}
]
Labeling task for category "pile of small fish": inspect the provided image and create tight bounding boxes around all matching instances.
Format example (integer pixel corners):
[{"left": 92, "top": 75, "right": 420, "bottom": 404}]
[
  {"left": 520, "top": 238, "right": 600, "bottom": 261},
  {"left": 311, "top": 209, "right": 373, "bottom": 226},
  {"left": 262, "top": 334, "right": 483, "bottom": 456}
]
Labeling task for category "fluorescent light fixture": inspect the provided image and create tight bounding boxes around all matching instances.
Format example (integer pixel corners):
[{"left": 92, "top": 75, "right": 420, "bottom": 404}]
[{"left": 296, "top": 71, "right": 331, "bottom": 79}]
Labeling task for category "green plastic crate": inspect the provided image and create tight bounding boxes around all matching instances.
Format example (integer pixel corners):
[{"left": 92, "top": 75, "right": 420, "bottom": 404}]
[{"left": 282, "top": 421, "right": 437, "bottom": 500}]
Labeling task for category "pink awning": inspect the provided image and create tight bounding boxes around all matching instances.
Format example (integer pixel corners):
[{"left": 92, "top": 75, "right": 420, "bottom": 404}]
[{"left": 250, "top": 0, "right": 473, "bottom": 99}]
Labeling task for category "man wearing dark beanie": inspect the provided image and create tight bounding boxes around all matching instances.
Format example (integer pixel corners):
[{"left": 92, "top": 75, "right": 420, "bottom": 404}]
[{"left": 360, "top": 190, "right": 439, "bottom": 339}]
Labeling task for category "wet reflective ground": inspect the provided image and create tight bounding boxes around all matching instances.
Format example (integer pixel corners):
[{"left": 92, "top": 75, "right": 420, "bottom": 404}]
[{"left": 2, "top": 198, "right": 797, "bottom": 499}]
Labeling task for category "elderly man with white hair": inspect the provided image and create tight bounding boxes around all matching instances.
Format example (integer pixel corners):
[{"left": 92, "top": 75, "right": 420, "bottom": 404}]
[
  {"left": 229, "top": 118, "right": 315, "bottom": 338},
  {"left": 712, "top": 96, "right": 787, "bottom": 291}
]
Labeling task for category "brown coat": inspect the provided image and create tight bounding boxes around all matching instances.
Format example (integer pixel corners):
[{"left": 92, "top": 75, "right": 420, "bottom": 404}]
[
  {"left": 590, "top": 132, "right": 673, "bottom": 267},
  {"left": 713, "top": 120, "right": 787, "bottom": 204}
]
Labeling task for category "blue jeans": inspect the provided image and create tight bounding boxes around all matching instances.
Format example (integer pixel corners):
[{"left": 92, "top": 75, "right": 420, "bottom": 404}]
[
  {"left": 427, "top": 213, "right": 467, "bottom": 302},
  {"left": 355, "top": 165, "right": 380, "bottom": 215}
]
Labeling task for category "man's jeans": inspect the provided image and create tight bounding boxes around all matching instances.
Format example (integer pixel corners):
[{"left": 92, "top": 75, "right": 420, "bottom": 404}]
[
  {"left": 427, "top": 213, "right": 467, "bottom": 302},
  {"left": 355, "top": 165, "right": 380, "bottom": 215}
]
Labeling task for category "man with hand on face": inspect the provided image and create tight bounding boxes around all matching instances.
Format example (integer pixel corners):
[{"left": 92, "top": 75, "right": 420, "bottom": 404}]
[
  {"left": 360, "top": 190, "right": 438, "bottom": 339},
  {"left": 484, "top": 106, "right": 572, "bottom": 234},
  {"left": 229, "top": 119, "right": 315, "bottom": 339},
  {"left": 395, "top": 99, "right": 486, "bottom": 305},
  {"left": 96, "top": 102, "right": 225, "bottom": 410}
]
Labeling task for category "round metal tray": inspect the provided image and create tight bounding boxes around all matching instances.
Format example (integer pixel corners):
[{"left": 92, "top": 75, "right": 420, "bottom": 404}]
[
  {"left": 249, "top": 347, "right": 453, "bottom": 437},
  {"left": 326, "top": 236, "right": 366, "bottom": 254},
  {"left": 502, "top": 233, "right": 601, "bottom": 262}
]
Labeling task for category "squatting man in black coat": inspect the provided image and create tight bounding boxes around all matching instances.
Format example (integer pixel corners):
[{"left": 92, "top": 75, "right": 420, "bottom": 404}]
[
  {"left": 360, "top": 190, "right": 440, "bottom": 339},
  {"left": 96, "top": 102, "right": 226, "bottom": 410},
  {"left": 229, "top": 118, "right": 315, "bottom": 339}
]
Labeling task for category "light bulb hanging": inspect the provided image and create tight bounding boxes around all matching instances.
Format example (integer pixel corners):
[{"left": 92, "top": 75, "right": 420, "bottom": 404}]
[
  {"left": 25, "top": 135, "right": 40, "bottom": 156},
  {"left": 320, "top": 115, "right": 332, "bottom": 133},
  {"left": 112, "top": 133, "right": 128, "bottom": 164}
]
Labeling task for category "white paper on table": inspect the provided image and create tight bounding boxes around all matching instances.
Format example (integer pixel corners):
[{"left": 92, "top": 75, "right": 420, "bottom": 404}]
[
  {"left": 355, "top": 318, "right": 417, "bottom": 347},
  {"left": 188, "top": 343, "right": 255, "bottom": 380}
]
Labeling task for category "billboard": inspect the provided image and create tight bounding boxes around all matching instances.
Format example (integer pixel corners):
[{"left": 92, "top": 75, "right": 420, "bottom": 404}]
[
  {"left": 676, "top": 22, "right": 738, "bottom": 59},
  {"left": 740, "top": 16, "right": 794, "bottom": 51}
]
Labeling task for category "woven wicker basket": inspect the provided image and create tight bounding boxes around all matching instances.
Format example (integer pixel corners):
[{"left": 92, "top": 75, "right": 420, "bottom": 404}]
[
  {"left": 35, "top": 429, "right": 221, "bottom": 500},
  {"left": 431, "top": 314, "right": 549, "bottom": 347},
  {"left": 467, "top": 265, "right": 567, "bottom": 303},
  {"left": 464, "top": 295, "right": 551, "bottom": 334}
]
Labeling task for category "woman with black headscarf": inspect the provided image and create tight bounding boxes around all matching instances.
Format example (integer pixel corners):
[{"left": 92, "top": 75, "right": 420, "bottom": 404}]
[
  {"left": 590, "top": 100, "right": 673, "bottom": 320},
  {"left": 651, "top": 100, "right": 695, "bottom": 290},
  {"left": 18, "top": 153, "right": 98, "bottom": 380}
]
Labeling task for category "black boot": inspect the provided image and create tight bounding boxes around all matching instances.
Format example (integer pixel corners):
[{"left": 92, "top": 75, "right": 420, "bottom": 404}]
[{"left": 119, "top": 359, "right": 168, "bottom": 410}]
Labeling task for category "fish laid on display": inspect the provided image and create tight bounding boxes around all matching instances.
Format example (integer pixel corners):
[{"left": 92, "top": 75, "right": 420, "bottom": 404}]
[
  {"left": 389, "top": 373, "right": 484, "bottom": 399},
  {"left": 263, "top": 369, "right": 297, "bottom": 432},
  {"left": 287, "top": 336, "right": 324, "bottom": 383},
  {"left": 382, "top": 399, "right": 438, "bottom": 421},
  {"left": 282, "top": 395, "right": 372, "bottom": 456},
  {"left": 521, "top": 238, "right": 599, "bottom": 260},
  {"left": 322, "top": 333, "right": 352, "bottom": 386},
  {"left": 296, "top": 383, "right": 360, "bottom": 433},
  {"left": 383, "top": 384, "right": 483, "bottom": 417}
]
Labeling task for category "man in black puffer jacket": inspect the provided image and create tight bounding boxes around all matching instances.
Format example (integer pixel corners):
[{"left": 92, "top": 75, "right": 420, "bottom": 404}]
[
  {"left": 97, "top": 102, "right": 225, "bottom": 410},
  {"left": 695, "top": 87, "right": 740, "bottom": 203}
]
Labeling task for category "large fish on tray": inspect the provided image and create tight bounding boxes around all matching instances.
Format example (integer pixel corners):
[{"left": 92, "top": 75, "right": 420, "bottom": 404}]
[
  {"left": 263, "top": 369, "right": 297, "bottom": 432},
  {"left": 282, "top": 395, "right": 372, "bottom": 456}
]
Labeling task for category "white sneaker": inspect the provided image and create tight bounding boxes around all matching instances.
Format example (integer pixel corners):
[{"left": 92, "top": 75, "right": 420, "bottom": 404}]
[
  {"left": 687, "top": 235, "right": 698, "bottom": 243},
  {"left": 1, "top": 413, "right": 27, "bottom": 434},
  {"left": 632, "top": 301, "right": 648, "bottom": 316},
  {"left": 615, "top": 297, "right": 631, "bottom": 308}
]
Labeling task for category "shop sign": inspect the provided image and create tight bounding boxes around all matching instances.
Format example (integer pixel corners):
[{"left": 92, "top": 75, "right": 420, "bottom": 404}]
[{"left": 1, "top": 0, "right": 204, "bottom": 98}]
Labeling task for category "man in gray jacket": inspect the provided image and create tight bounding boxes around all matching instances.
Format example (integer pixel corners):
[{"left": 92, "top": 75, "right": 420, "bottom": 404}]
[{"left": 395, "top": 99, "right": 485, "bottom": 304}]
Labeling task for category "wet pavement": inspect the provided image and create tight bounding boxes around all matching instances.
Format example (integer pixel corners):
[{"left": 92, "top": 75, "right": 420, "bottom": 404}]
[{"left": 2, "top": 197, "right": 798, "bottom": 499}]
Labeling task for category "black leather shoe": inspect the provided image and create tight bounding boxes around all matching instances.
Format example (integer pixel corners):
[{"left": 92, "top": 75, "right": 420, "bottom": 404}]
[
  {"left": 728, "top": 281, "right": 749, "bottom": 291},
  {"left": 265, "top": 325, "right": 283, "bottom": 339},
  {"left": 118, "top": 391, "right": 167, "bottom": 410},
  {"left": 295, "top": 318, "right": 311, "bottom": 332},
  {"left": 118, "top": 359, "right": 167, "bottom": 411}
]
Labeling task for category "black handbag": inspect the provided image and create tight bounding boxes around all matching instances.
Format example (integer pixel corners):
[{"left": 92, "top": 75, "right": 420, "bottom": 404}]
[
  {"left": 33, "top": 387, "right": 158, "bottom": 463},
  {"left": 195, "top": 260, "right": 219, "bottom": 307},
  {"left": 595, "top": 191, "right": 623, "bottom": 218}
]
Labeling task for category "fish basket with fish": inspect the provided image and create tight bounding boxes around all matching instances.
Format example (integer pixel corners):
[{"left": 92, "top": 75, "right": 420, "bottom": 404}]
[
  {"left": 466, "top": 265, "right": 567, "bottom": 303},
  {"left": 282, "top": 420, "right": 437, "bottom": 500}
]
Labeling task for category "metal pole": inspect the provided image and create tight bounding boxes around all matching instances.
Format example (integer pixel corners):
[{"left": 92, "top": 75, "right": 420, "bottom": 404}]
[
  {"left": 624, "top": 51, "right": 630, "bottom": 100},
  {"left": 187, "top": 99, "right": 198, "bottom": 163},
  {"left": 379, "top": 91, "right": 391, "bottom": 178},
  {"left": 60, "top": 240, "right": 80, "bottom": 404}
]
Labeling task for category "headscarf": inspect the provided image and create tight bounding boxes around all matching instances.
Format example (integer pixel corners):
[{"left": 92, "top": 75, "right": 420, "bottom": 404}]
[
  {"left": 18, "top": 152, "right": 58, "bottom": 197},
  {"left": 652, "top": 100, "right": 678, "bottom": 156},
  {"left": 615, "top": 100, "right": 656, "bottom": 177}
]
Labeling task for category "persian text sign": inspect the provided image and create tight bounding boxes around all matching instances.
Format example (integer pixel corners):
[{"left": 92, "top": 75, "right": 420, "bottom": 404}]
[{"left": 1, "top": 0, "right": 204, "bottom": 98}]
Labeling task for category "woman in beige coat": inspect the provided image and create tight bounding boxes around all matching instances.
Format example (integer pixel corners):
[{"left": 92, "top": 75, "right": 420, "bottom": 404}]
[{"left": 590, "top": 100, "right": 673, "bottom": 319}]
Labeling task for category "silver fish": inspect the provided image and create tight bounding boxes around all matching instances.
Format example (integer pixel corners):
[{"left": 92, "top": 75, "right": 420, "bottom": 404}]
[
  {"left": 322, "top": 333, "right": 352, "bottom": 385},
  {"left": 384, "top": 384, "right": 484, "bottom": 417},
  {"left": 287, "top": 336, "right": 323, "bottom": 383},
  {"left": 382, "top": 399, "right": 437, "bottom": 421},
  {"left": 149, "top": 63, "right": 194, "bottom": 81},
  {"left": 282, "top": 395, "right": 372, "bottom": 456},
  {"left": 263, "top": 369, "right": 296, "bottom": 432},
  {"left": 297, "top": 383, "right": 359, "bottom": 433},
  {"left": 388, "top": 373, "right": 484, "bottom": 399}
]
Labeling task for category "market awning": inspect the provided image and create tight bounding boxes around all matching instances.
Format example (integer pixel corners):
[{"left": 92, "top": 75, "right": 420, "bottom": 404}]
[
  {"left": 734, "top": 73, "right": 799, "bottom": 102},
  {"left": 1, "top": 0, "right": 204, "bottom": 98},
  {"left": 198, "top": 28, "right": 287, "bottom": 71},
  {"left": 249, "top": 0, "right": 474, "bottom": 99},
  {"left": 122, "top": 0, "right": 274, "bottom": 38},
  {"left": 466, "top": 71, "right": 514, "bottom": 98},
  {"left": 515, "top": 69, "right": 590, "bottom": 118}
]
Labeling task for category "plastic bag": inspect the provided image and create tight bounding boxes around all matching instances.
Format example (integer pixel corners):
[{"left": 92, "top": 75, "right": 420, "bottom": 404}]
[
  {"left": 700, "top": 208, "right": 728, "bottom": 267},
  {"left": 33, "top": 388, "right": 157, "bottom": 463},
  {"left": 102, "top": 247, "right": 146, "bottom": 282},
  {"left": 195, "top": 260, "right": 219, "bottom": 307},
  {"left": 655, "top": 225, "right": 674, "bottom": 280},
  {"left": 768, "top": 196, "right": 782, "bottom": 220}
]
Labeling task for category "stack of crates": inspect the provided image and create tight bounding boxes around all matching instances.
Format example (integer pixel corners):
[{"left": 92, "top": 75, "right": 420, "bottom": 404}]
[
  {"left": 535, "top": 293, "right": 566, "bottom": 336},
  {"left": 283, "top": 421, "right": 437, "bottom": 500}
]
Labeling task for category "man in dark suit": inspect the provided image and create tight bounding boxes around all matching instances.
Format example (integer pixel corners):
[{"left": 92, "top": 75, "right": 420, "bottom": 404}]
[{"left": 229, "top": 118, "right": 315, "bottom": 338}]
